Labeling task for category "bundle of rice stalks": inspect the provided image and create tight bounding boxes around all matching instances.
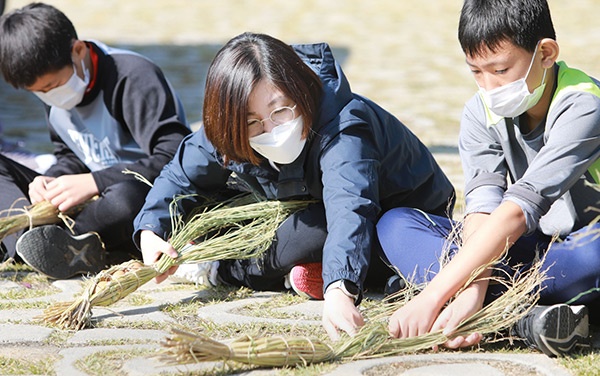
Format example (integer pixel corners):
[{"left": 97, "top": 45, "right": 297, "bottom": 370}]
[
  {"left": 157, "top": 251, "right": 548, "bottom": 367},
  {"left": 42, "top": 260, "right": 153, "bottom": 330},
  {"left": 0, "top": 201, "right": 79, "bottom": 242},
  {"left": 335, "top": 254, "right": 548, "bottom": 360},
  {"left": 41, "top": 194, "right": 312, "bottom": 330},
  {"left": 160, "top": 329, "right": 336, "bottom": 367}
]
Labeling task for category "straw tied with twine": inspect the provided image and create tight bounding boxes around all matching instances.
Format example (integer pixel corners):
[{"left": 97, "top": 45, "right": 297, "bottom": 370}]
[
  {"left": 0, "top": 199, "right": 86, "bottom": 242},
  {"left": 41, "top": 192, "right": 314, "bottom": 330}
]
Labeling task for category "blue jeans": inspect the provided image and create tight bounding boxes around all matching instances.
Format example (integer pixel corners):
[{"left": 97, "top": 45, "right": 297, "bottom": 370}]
[{"left": 377, "top": 207, "right": 600, "bottom": 305}]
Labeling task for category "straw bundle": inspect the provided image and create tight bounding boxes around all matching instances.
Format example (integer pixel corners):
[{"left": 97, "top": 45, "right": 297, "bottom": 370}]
[
  {"left": 336, "top": 256, "right": 547, "bottom": 360},
  {"left": 158, "top": 251, "right": 548, "bottom": 367},
  {"left": 41, "top": 194, "right": 312, "bottom": 330},
  {"left": 160, "top": 329, "right": 336, "bottom": 367},
  {"left": 0, "top": 200, "right": 83, "bottom": 242},
  {"left": 42, "top": 260, "right": 154, "bottom": 330}
]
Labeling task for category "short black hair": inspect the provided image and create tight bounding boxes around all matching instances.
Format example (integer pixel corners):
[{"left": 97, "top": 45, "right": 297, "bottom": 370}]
[
  {"left": 458, "top": 0, "right": 556, "bottom": 57},
  {"left": 0, "top": 2, "right": 77, "bottom": 88}
]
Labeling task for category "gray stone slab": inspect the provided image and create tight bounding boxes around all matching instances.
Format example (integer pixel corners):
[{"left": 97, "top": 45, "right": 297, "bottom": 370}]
[
  {"left": 0, "top": 308, "right": 43, "bottom": 323},
  {"left": 91, "top": 306, "right": 175, "bottom": 325},
  {"left": 0, "top": 323, "right": 54, "bottom": 343},
  {"left": 21, "top": 279, "right": 84, "bottom": 304},
  {"left": 402, "top": 363, "right": 503, "bottom": 376},
  {"left": 123, "top": 355, "right": 217, "bottom": 376},
  {"left": 275, "top": 299, "right": 322, "bottom": 320},
  {"left": 137, "top": 288, "right": 206, "bottom": 306},
  {"left": 67, "top": 327, "right": 169, "bottom": 344},
  {"left": 325, "top": 353, "right": 572, "bottom": 376},
  {"left": 0, "top": 280, "right": 20, "bottom": 289},
  {"left": 57, "top": 344, "right": 156, "bottom": 376},
  {"left": 197, "top": 296, "right": 320, "bottom": 326}
]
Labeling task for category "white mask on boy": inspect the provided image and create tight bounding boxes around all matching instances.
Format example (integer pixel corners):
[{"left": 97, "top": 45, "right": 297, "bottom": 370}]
[
  {"left": 478, "top": 43, "right": 547, "bottom": 118},
  {"left": 34, "top": 60, "right": 90, "bottom": 110},
  {"left": 249, "top": 115, "right": 306, "bottom": 164}
]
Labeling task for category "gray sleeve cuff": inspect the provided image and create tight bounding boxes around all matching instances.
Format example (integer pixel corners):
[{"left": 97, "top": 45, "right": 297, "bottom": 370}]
[
  {"left": 503, "top": 184, "right": 551, "bottom": 235},
  {"left": 465, "top": 185, "right": 505, "bottom": 215}
]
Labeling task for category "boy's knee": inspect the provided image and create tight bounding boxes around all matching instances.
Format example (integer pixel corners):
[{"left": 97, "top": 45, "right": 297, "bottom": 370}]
[
  {"left": 378, "top": 206, "right": 414, "bottom": 225},
  {"left": 377, "top": 207, "right": 429, "bottom": 234},
  {"left": 376, "top": 207, "right": 423, "bottom": 253}
]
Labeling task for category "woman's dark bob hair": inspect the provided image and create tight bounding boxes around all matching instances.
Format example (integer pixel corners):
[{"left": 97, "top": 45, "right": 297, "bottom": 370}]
[{"left": 203, "top": 32, "right": 323, "bottom": 165}]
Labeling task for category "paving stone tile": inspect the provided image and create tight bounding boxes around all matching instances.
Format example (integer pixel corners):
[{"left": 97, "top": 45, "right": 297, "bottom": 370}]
[{"left": 0, "top": 323, "right": 54, "bottom": 343}]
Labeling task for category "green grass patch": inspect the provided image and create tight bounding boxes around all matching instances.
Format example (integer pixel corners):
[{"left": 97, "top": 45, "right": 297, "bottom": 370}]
[
  {"left": 0, "top": 300, "right": 51, "bottom": 309},
  {"left": 85, "top": 338, "right": 157, "bottom": 346},
  {"left": 161, "top": 285, "right": 254, "bottom": 321},
  {"left": 0, "top": 355, "right": 56, "bottom": 375},
  {"left": 0, "top": 285, "right": 60, "bottom": 300},
  {"left": 187, "top": 320, "right": 327, "bottom": 341},
  {"left": 75, "top": 348, "right": 154, "bottom": 376},
  {"left": 43, "top": 330, "right": 73, "bottom": 346},
  {"left": 557, "top": 349, "right": 600, "bottom": 376},
  {"left": 0, "top": 266, "right": 61, "bottom": 301},
  {"left": 233, "top": 292, "right": 318, "bottom": 320},
  {"left": 94, "top": 319, "right": 171, "bottom": 331},
  {"left": 125, "top": 292, "right": 154, "bottom": 306}
]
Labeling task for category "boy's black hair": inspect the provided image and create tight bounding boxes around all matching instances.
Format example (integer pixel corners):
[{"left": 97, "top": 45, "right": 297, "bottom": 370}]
[
  {"left": 0, "top": 2, "right": 77, "bottom": 88},
  {"left": 458, "top": 0, "right": 556, "bottom": 57}
]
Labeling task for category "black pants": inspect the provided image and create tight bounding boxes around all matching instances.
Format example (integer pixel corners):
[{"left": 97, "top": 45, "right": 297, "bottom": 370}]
[
  {"left": 218, "top": 201, "right": 393, "bottom": 292},
  {"left": 0, "top": 154, "right": 145, "bottom": 263}
]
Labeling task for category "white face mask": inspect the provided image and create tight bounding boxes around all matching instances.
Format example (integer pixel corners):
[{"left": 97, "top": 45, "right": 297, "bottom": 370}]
[
  {"left": 34, "top": 60, "right": 90, "bottom": 110},
  {"left": 249, "top": 115, "right": 306, "bottom": 164},
  {"left": 478, "top": 44, "right": 547, "bottom": 118}
]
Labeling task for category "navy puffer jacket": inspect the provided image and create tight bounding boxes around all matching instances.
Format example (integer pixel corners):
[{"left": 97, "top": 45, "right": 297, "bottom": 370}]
[{"left": 134, "top": 43, "right": 455, "bottom": 292}]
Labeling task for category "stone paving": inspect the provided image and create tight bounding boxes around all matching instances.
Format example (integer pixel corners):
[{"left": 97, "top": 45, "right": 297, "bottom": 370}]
[
  {"left": 1, "top": 0, "right": 599, "bottom": 375},
  {"left": 0, "top": 273, "right": 576, "bottom": 376}
]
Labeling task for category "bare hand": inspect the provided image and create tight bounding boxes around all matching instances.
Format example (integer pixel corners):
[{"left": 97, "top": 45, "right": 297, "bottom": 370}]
[
  {"left": 430, "top": 284, "right": 485, "bottom": 349},
  {"left": 139, "top": 230, "right": 179, "bottom": 283},
  {"left": 29, "top": 175, "right": 54, "bottom": 204},
  {"left": 322, "top": 288, "right": 364, "bottom": 341},
  {"left": 30, "top": 173, "right": 99, "bottom": 212},
  {"left": 388, "top": 291, "right": 442, "bottom": 339}
]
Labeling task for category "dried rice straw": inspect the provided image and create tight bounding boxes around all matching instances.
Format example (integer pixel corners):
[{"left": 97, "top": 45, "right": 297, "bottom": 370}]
[
  {"left": 160, "top": 330, "right": 335, "bottom": 367},
  {"left": 157, "top": 246, "right": 549, "bottom": 367},
  {"left": 41, "top": 193, "right": 312, "bottom": 330},
  {"left": 0, "top": 200, "right": 89, "bottom": 242}
]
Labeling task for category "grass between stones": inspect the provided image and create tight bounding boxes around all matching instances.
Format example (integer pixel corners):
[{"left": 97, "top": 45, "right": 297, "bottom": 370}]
[
  {"left": 0, "top": 356, "right": 56, "bottom": 375},
  {"left": 0, "top": 260, "right": 598, "bottom": 375}
]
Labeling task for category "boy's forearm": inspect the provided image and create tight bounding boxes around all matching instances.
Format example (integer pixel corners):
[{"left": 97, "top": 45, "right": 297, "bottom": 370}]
[{"left": 421, "top": 201, "right": 527, "bottom": 308}]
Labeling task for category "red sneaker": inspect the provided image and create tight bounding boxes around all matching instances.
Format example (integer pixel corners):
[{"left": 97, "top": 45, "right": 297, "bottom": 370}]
[{"left": 288, "top": 262, "right": 324, "bottom": 300}]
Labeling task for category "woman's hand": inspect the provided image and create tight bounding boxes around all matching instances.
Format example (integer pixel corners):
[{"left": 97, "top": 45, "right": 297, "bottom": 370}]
[
  {"left": 322, "top": 288, "right": 364, "bottom": 341},
  {"left": 139, "top": 230, "right": 179, "bottom": 283}
]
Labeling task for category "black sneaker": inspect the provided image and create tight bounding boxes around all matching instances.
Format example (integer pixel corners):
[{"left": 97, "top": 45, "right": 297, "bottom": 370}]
[
  {"left": 16, "top": 225, "right": 105, "bottom": 279},
  {"left": 384, "top": 274, "right": 406, "bottom": 297},
  {"left": 513, "top": 304, "right": 589, "bottom": 357}
]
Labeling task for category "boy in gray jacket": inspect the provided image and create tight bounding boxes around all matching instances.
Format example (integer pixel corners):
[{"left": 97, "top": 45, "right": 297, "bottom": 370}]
[{"left": 378, "top": 0, "right": 599, "bottom": 356}]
